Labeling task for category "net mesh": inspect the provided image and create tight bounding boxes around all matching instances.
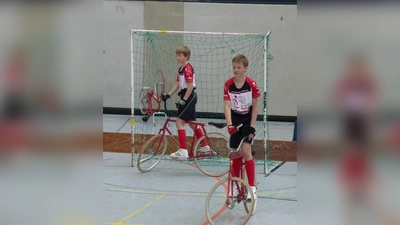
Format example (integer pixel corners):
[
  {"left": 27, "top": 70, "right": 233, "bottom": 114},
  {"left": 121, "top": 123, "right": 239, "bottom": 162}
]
[{"left": 131, "top": 30, "right": 273, "bottom": 169}]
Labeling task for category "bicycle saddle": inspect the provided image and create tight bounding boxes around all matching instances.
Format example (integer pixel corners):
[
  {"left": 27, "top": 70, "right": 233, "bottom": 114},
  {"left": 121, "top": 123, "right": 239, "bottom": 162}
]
[{"left": 208, "top": 122, "right": 227, "bottom": 129}]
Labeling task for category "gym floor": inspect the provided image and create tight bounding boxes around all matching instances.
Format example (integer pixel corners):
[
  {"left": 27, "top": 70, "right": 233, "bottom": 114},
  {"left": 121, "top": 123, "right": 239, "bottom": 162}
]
[{"left": 103, "top": 114, "right": 297, "bottom": 225}]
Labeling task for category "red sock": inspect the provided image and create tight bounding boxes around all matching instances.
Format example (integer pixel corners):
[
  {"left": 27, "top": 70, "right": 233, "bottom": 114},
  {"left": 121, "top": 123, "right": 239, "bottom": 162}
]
[
  {"left": 232, "top": 156, "right": 243, "bottom": 178},
  {"left": 177, "top": 129, "right": 187, "bottom": 149},
  {"left": 194, "top": 128, "right": 207, "bottom": 147},
  {"left": 245, "top": 159, "right": 255, "bottom": 186}
]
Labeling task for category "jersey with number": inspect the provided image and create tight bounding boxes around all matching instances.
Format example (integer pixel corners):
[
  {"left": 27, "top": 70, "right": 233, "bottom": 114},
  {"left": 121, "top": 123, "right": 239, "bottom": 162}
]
[
  {"left": 335, "top": 74, "right": 376, "bottom": 113},
  {"left": 223, "top": 76, "right": 260, "bottom": 116},
  {"left": 176, "top": 63, "right": 196, "bottom": 90}
]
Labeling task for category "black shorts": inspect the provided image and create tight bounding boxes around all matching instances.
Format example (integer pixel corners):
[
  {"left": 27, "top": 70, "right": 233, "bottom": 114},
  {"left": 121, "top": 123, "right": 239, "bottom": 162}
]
[
  {"left": 344, "top": 112, "right": 367, "bottom": 144},
  {"left": 177, "top": 89, "right": 197, "bottom": 122},
  {"left": 229, "top": 115, "right": 253, "bottom": 148}
]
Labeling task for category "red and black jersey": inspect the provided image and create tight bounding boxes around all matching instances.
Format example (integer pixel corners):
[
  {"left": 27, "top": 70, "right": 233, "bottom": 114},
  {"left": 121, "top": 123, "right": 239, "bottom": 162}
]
[
  {"left": 223, "top": 76, "right": 260, "bottom": 116},
  {"left": 335, "top": 74, "right": 377, "bottom": 113},
  {"left": 176, "top": 63, "right": 196, "bottom": 90}
]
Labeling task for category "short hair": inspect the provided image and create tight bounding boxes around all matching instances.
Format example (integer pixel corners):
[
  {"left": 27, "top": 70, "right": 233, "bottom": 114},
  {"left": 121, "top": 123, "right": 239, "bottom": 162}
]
[
  {"left": 232, "top": 54, "right": 249, "bottom": 67},
  {"left": 175, "top": 45, "right": 191, "bottom": 60},
  {"left": 347, "top": 51, "right": 367, "bottom": 67}
]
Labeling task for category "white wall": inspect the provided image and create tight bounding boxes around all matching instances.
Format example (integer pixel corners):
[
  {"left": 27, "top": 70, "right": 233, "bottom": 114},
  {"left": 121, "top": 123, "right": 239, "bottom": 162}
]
[
  {"left": 103, "top": 1, "right": 297, "bottom": 116},
  {"left": 103, "top": 1, "right": 144, "bottom": 107},
  {"left": 184, "top": 3, "right": 297, "bottom": 116}
]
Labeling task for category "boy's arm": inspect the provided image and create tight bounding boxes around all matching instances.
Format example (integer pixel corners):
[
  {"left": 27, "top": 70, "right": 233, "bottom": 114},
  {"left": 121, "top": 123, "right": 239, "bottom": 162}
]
[
  {"left": 182, "top": 82, "right": 194, "bottom": 101},
  {"left": 224, "top": 100, "right": 232, "bottom": 125},
  {"left": 249, "top": 97, "right": 259, "bottom": 138},
  {"left": 250, "top": 98, "right": 259, "bottom": 127},
  {"left": 168, "top": 81, "right": 179, "bottom": 96}
]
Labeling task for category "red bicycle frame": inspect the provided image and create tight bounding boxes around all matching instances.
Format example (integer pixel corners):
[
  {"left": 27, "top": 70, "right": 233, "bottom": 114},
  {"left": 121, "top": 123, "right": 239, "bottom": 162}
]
[
  {"left": 143, "top": 89, "right": 163, "bottom": 116},
  {"left": 154, "top": 118, "right": 214, "bottom": 159}
]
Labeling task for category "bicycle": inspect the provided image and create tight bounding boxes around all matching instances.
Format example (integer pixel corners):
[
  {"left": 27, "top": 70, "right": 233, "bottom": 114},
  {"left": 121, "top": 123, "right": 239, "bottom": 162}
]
[
  {"left": 138, "top": 69, "right": 166, "bottom": 122},
  {"left": 137, "top": 99, "right": 231, "bottom": 177},
  {"left": 205, "top": 134, "right": 256, "bottom": 225}
]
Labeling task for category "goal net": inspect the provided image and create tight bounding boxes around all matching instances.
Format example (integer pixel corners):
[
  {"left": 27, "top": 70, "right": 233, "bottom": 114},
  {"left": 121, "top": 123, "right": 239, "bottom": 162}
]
[{"left": 130, "top": 29, "right": 273, "bottom": 173}]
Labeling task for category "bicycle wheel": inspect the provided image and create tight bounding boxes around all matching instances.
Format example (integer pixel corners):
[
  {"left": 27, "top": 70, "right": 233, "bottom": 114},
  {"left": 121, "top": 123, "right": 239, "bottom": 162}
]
[
  {"left": 240, "top": 169, "right": 255, "bottom": 215},
  {"left": 154, "top": 69, "right": 166, "bottom": 99},
  {"left": 137, "top": 134, "right": 168, "bottom": 172},
  {"left": 194, "top": 132, "right": 230, "bottom": 177},
  {"left": 205, "top": 177, "right": 255, "bottom": 225},
  {"left": 138, "top": 87, "right": 150, "bottom": 115}
]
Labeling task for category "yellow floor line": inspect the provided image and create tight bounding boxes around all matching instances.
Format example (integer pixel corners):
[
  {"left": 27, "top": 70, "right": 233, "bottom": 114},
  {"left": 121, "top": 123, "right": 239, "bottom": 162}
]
[
  {"left": 104, "top": 223, "right": 152, "bottom": 225},
  {"left": 104, "top": 187, "right": 296, "bottom": 197},
  {"left": 111, "top": 195, "right": 164, "bottom": 225}
]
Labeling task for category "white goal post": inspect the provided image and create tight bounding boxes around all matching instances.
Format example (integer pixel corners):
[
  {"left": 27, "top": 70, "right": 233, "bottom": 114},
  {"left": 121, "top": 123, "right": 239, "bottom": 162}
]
[{"left": 130, "top": 29, "right": 272, "bottom": 174}]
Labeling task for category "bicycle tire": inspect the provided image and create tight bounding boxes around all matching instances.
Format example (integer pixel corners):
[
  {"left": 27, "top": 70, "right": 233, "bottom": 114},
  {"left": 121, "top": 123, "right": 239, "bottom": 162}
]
[
  {"left": 155, "top": 69, "right": 166, "bottom": 99},
  {"left": 241, "top": 169, "right": 255, "bottom": 215},
  {"left": 138, "top": 88, "right": 150, "bottom": 115},
  {"left": 193, "top": 132, "right": 230, "bottom": 177},
  {"left": 205, "top": 177, "right": 255, "bottom": 225},
  {"left": 137, "top": 134, "right": 168, "bottom": 172}
]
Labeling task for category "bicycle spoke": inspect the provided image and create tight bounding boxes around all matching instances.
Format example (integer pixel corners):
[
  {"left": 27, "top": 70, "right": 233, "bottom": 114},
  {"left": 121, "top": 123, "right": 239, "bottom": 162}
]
[
  {"left": 137, "top": 134, "right": 167, "bottom": 172},
  {"left": 155, "top": 69, "right": 166, "bottom": 99},
  {"left": 194, "top": 132, "right": 230, "bottom": 177},
  {"left": 205, "top": 177, "right": 254, "bottom": 225},
  {"left": 139, "top": 88, "right": 150, "bottom": 115}
]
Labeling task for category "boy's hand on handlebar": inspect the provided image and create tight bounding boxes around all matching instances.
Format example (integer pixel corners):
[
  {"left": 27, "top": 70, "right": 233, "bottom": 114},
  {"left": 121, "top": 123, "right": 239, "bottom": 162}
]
[
  {"left": 247, "top": 127, "right": 256, "bottom": 139},
  {"left": 161, "top": 94, "right": 170, "bottom": 101},
  {"left": 227, "top": 125, "right": 238, "bottom": 135},
  {"left": 247, "top": 127, "right": 256, "bottom": 135},
  {"left": 227, "top": 124, "right": 243, "bottom": 135}
]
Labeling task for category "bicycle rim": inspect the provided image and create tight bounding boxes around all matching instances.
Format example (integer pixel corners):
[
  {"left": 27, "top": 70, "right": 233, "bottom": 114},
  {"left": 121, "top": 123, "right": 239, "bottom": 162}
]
[
  {"left": 155, "top": 69, "right": 166, "bottom": 99},
  {"left": 241, "top": 171, "right": 255, "bottom": 215},
  {"left": 137, "top": 134, "right": 167, "bottom": 172},
  {"left": 194, "top": 132, "right": 230, "bottom": 177},
  {"left": 205, "top": 177, "right": 254, "bottom": 225},
  {"left": 139, "top": 88, "right": 150, "bottom": 115}
]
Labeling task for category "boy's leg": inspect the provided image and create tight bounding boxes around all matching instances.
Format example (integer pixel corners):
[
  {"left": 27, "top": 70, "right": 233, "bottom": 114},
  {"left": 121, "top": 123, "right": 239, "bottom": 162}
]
[
  {"left": 242, "top": 142, "right": 257, "bottom": 209},
  {"left": 190, "top": 124, "right": 208, "bottom": 148},
  {"left": 170, "top": 118, "right": 188, "bottom": 159},
  {"left": 177, "top": 92, "right": 196, "bottom": 121},
  {"left": 176, "top": 118, "right": 187, "bottom": 149},
  {"left": 178, "top": 93, "right": 208, "bottom": 152},
  {"left": 230, "top": 131, "right": 242, "bottom": 178},
  {"left": 241, "top": 142, "right": 255, "bottom": 187}
]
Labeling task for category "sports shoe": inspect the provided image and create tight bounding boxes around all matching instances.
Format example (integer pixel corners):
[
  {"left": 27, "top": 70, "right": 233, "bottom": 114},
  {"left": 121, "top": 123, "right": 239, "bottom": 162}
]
[
  {"left": 170, "top": 149, "right": 188, "bottom": 159},
  {"left": 228, "top": 188, "right": 239, "bottom": 198},
  {"left": 198, "top": 145, "right": 211, "bottom": 153},
  {"left": 247, "top": 186, "right": 257, "bottom": 215},
  {"left": 247, "top": 186, "right": 257, "bottom": 200}
]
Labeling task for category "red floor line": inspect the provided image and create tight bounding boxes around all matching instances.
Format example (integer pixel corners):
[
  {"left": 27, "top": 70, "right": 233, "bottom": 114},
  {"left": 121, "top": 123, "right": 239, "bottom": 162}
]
[{"left": 178, "top": 159, "right": 228, "bottom": 225}]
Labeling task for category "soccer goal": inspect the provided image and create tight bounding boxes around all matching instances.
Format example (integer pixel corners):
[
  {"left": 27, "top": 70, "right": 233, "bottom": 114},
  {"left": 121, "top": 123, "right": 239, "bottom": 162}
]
[{"left": 130, "top": 29, "right": 273, "bottom": 174}]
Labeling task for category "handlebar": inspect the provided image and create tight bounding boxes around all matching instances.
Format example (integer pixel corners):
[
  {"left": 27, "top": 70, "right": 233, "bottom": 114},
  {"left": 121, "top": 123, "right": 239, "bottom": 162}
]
[{"left": 236, "top": 124, "right": 243, "bottom": 130}]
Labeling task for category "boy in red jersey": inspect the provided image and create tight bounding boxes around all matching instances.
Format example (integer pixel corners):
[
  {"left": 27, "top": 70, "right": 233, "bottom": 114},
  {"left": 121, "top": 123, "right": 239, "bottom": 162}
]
[
  {"left": 224, "top": 54, "right": 260, "bottom": 213},
  {"left": 161, "top": 45, "right": 209, "bottom": 159}
]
